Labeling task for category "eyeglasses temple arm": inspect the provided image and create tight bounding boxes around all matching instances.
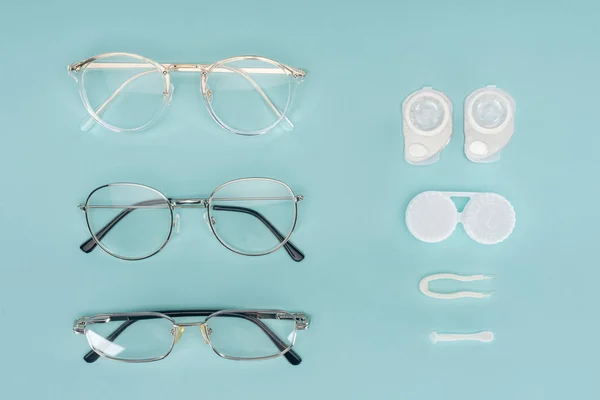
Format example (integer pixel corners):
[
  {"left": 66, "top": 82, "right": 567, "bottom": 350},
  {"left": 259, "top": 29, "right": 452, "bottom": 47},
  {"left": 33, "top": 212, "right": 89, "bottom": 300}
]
[
  {"left": 79, "top": 199, "right": 165, "bottom": 253},
  {"left": 215, "top": 64, "right": 293, "bottom": 130},
  {"left": 80, "top": 203, "right": 304, "bottom": 262},
  {"left": 225, "top": 312, "right": 302, "bottom": 365},
  {"left": 83, "top": 319, "right": 135, "bottom": 363},
  {"left": 80, "top": 69, "right": 163, "bottom": 132},
  {"left": 83, "top": 311, "right": 302, "bottom": 365},
  {"left": 212, "top": 205, "right": 304, "bottom": 262}
]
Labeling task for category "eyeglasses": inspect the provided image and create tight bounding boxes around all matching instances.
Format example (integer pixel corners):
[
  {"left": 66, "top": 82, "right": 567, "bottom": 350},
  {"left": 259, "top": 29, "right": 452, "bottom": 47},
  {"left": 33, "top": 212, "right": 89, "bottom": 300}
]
[
  {"left": 78, "top": 178, "right": 304, "bottom": 261},
  {"left": 74, "top": 309, "right": 309, "bottom": 364},
  {"left": 67, "top": 52, "right": 306, "bottom": 135}
]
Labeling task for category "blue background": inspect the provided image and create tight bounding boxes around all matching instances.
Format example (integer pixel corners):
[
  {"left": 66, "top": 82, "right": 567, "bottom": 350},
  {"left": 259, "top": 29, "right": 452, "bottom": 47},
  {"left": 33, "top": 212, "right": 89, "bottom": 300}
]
[{"left": 1, "top": 0, "right": 598, "bottom": 398}]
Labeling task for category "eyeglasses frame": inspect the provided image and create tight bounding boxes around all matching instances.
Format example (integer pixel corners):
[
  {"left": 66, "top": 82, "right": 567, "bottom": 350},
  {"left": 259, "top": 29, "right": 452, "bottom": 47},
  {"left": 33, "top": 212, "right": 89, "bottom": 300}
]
[
  {"left": 73, "top": 309, "right": 309, "bottom": 364},
  {"left": 79, "top": 177, "right": 304, "bottom": 261},
  {"left": 67, "top": 52, "right": 306, "bottom": 136}
]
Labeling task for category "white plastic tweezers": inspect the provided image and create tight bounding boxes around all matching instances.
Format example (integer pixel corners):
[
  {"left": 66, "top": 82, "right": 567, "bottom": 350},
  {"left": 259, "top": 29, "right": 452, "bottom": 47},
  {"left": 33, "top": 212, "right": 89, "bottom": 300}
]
[{"left": 419, "top": 273, "right": 493, "bottom": 300}]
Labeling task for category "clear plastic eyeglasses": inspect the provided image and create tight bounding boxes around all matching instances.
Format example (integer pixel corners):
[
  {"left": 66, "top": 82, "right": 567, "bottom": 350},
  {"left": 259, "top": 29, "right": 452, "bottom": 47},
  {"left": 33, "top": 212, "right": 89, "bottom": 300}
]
[
  {"left": 67, "top": 52, "right": 306, "bottom": 135},
  {"left": 78, "top": 178, "right": 305, "bottom": 261},
  {"left": 73, "top": 309, "right": 309, "bottom": 365}
]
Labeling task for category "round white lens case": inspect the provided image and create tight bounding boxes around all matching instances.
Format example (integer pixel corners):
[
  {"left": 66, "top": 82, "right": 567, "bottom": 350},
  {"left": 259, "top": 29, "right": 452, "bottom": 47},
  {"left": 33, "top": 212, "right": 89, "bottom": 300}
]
[
  {"left": 405, "top": 192, "right": 458, "bottom": 243},
  {"left": 402, "top": 87, "right": 453, "bottom": 165},
  {"left": 406, "top": 191, "right": 515, "bottom": 244},
  {"left": 464, "top": 86, "right": 516, "bottom": 163}
]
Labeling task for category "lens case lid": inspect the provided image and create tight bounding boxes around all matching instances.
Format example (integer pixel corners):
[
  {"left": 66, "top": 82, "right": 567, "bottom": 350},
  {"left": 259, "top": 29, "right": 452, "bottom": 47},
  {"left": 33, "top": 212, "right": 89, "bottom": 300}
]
[
  {"left": 402, "top": 87, "right": 453, "bottom": 166},
  {"left": 464, "top": 86, "right": 516, "bottom": 163},
  {"left": 406, "top": 191, "right": 515, "bottom": 244}
]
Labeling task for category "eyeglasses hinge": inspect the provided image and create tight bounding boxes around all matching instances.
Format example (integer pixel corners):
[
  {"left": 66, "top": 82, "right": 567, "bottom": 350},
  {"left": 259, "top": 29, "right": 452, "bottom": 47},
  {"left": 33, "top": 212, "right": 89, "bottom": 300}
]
[
  {"left": 68, "top": 61, "right": 85, "bottom": 73},
  {"left": 73, "top": 317, "right": 87, "bottom": 334},
  {"left": 291, "top": 69, "right": 306, "bottom": 79},
  {"left": 78, "top": 204, "right": 86, "bottom": 211},
  {"left": 288, "top": 313, "right": 309, "bottom": 330}
]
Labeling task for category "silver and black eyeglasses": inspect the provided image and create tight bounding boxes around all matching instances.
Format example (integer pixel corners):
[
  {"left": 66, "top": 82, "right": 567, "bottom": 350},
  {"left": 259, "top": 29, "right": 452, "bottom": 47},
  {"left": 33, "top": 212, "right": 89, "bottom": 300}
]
[
  {"left": 74, "top": 309, "right": 309, "bottom": 365},
  {"left": 78, "top": 178, "right": 304, "bottom": 261},
  {"left": 67, "top": 53, "right": 306, "bottom": 135}
]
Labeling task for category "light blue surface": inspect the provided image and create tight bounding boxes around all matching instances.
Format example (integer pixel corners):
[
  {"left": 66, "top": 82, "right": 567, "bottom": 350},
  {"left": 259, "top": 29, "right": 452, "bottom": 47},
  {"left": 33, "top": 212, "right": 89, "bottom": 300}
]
[{"left": 1, "top": 0, "right": 599, "bottom": 398}]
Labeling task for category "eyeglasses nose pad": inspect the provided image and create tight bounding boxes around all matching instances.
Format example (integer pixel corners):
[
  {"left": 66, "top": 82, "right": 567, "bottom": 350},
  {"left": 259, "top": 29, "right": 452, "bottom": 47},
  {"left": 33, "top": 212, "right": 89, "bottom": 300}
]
[
  {"left": 200, "top": 324, "right": 211, "bottom": 344},
  {"left": 173, "top": 213, "right": 181, "bottom": 234},
  {"left": 203, "top": 87, "right": 213, "bottom": 104},
  {"left": 172, "top": 326, "right": 185, "bottom": 343},
  {"left": 165, "top": 84, "right": 175, "bottom": 105},
  {"left": 200, "top": 74, "right": 212, "bottom": 103},
  {"left": 203, "top": 212, "right": 216, "bottom": 227}
]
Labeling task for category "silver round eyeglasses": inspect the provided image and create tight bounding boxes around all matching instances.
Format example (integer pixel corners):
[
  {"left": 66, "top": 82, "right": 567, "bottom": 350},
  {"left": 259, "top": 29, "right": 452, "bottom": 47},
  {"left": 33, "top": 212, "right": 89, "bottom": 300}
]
[
  {"left": 67, "top": 52, "right": 306, "bottom": 135},
  {"left": 73, "top": 309, "right": 309, "bottom": 365},
  {"left": 78, "top": 178, "right": 305, "bottom": 261}
]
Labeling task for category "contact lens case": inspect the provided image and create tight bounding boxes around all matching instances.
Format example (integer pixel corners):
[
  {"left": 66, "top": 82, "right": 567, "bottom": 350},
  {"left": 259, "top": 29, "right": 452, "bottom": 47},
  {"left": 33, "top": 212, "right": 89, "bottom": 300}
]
[
  {"left": 406, "top": 191, "right": 515, "bottom": 244},
  {"left": 402, "top": 87, "right": 453, "bottom": 165},
  {"left": 464, "top": 86, "right": 516, "bottom": 163}
]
